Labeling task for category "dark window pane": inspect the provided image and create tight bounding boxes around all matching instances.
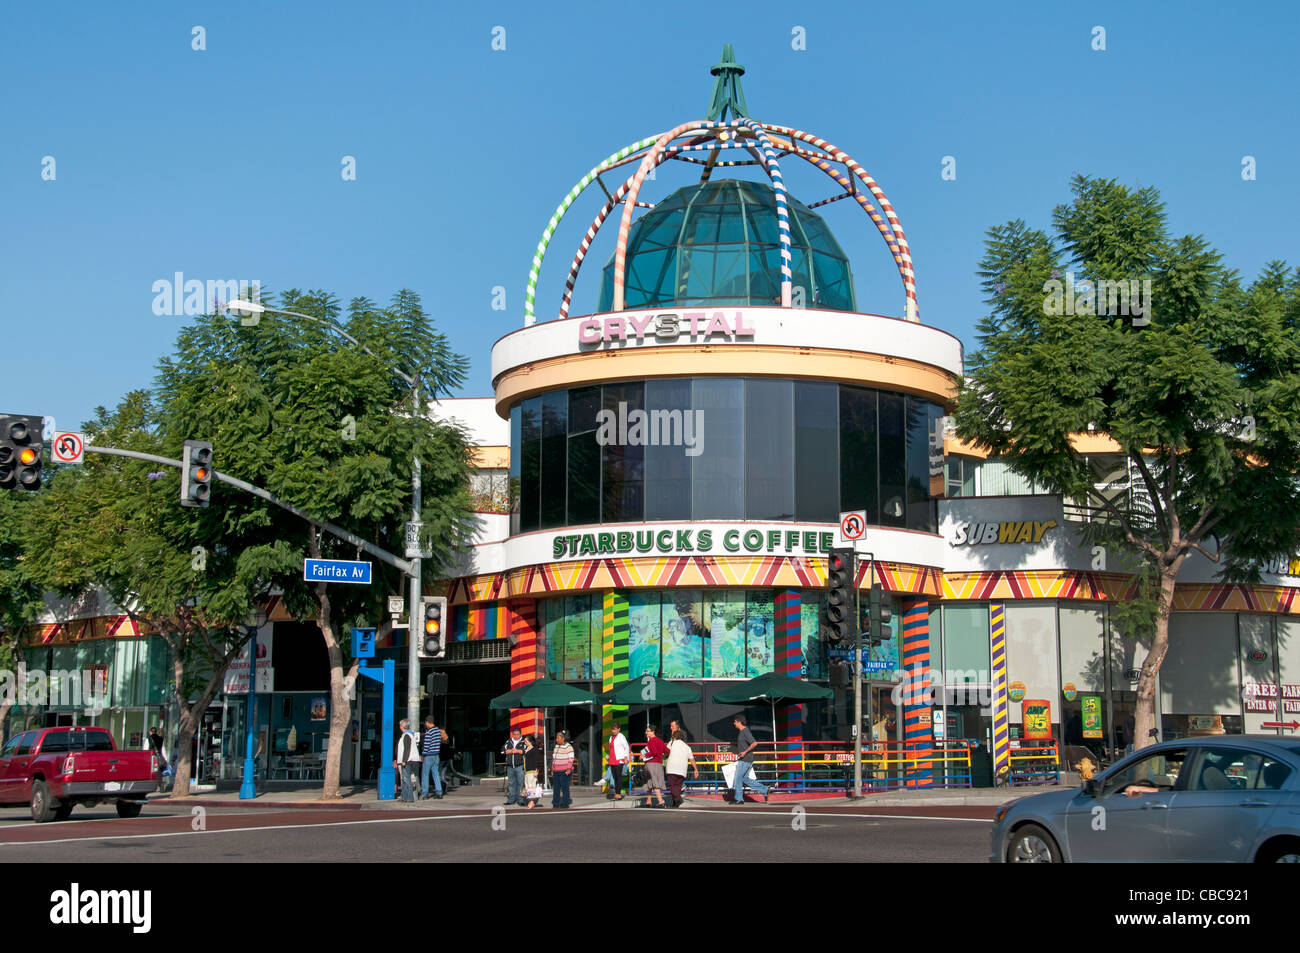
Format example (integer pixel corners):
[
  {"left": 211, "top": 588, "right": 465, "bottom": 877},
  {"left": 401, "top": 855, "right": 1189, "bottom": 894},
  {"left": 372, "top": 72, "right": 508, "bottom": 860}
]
[
  {"left": 519, "top": 397, "right": 541, "bottom": 532},
  {"left": 879, "top": 392, "right": 906, "bottom": 527},
  {"left": 645, "top": 379, "right": 693, "bottom": 520},
  {"left": 569, "top": 386, "right": 601, "bottom": 434},
  {"left": 905, "top": 396, "right": 935, "bottom": 531},
  {"left": 692, "top": 379, "right": 744, "bottom": 519},
  {"left": 796, "top": 381, "right": 839, "bottom": 522},
  {"left": 541, "top": 391, "right": 567, "bottom": 528},
  {"left": 567, "top": 432, "right": 601, "bottom": 526},
  {"left": 510, "top": 403, "right": 522, "bottom": 536},
  {"left": 840, "top": 386, "right": 878, "bottom": 523},
  {"left": 601, "top": 382, "right": 644, "bottom": 522},
  {"left": 745, "top": 379, "right": 794, "bottom": 520}
]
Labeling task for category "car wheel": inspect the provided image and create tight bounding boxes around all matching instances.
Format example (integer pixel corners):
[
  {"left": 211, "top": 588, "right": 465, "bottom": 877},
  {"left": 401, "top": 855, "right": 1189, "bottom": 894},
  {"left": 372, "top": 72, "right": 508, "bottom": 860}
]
[
  {"left": 1257, "top": 839, "right": 1300, "bottom": 863},
  {"left": 31, "top": 781, "right": 58, "bottom": 823},
  {"left": 116, "top": 799, "right": 144, "bottom": 819},
  {"left": 1006, "top": 823, "right": 1060, "bottom": 863}
]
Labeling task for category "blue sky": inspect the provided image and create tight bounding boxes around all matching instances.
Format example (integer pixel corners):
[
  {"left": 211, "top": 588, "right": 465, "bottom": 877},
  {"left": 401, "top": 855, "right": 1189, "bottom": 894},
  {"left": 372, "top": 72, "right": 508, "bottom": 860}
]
[{"left": 3, "top": 1, "right": 1297, "bottom": 433}]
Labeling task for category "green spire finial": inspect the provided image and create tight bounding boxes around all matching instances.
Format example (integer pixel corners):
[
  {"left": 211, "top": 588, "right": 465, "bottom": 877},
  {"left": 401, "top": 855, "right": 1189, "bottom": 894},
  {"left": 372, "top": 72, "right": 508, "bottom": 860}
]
[{"left": 706, "top": 44, "right": 749, "bottom": 122}]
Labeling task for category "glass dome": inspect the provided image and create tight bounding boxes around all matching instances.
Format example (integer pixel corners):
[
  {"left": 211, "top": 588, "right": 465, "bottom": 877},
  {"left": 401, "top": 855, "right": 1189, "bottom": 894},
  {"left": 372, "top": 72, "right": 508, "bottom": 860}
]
[{"left": 597, "top": 179, "right": 857, "bottom": 312}]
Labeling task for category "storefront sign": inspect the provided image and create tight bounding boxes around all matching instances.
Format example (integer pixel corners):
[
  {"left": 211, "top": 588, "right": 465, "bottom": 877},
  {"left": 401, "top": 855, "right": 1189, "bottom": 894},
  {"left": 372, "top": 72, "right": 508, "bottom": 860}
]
[
  {"left": 578, "top": 310, "right": 756, "bottom": 348},
  {"left": 1008, "top": 681, "right": 1026, "bottom": 703},
  {"left": 1022, "top": 699, "right": 1052, "bottom": 740},
  {"left": 1247, "top": 650, "right": 1268, "bottom": 663},
  {"left": 1062, "top": 682, "right": 1078, "bottom": 702},
  {"left": 1082, "top": 695, "right": 1103, "bottom": 739},
  {"left": 551, "top": 527, "right": 836, "bottom": 559},
  {"left": 1244, "top": 682, "right": 1300, "bottom": 713},
  {"left": 932, "top": 709, "right": 944, "bottom": 739},
  {"left": 223, "top": 634, "right": 274, "bottom": 694},
  {"left": 950, "top": 520, "right": 1058, "bottom": 546}
]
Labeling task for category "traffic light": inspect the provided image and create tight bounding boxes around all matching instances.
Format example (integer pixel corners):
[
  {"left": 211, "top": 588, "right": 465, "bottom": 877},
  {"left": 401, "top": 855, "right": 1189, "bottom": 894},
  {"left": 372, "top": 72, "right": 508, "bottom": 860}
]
[
  {"left": 418, "top": 596, "right": 447, "bottom": 659},
  {"left": 823, "top": 548, "right": 856, "bottom": 643},
  {"left": 0, "top": 415, "right": 44, "bottom": 491},
  {"left": 868, "top": 583, "right": 893, "bottom": 645},
  {"left": 180, "top": 440, "right": 213, "bottom": 507}
]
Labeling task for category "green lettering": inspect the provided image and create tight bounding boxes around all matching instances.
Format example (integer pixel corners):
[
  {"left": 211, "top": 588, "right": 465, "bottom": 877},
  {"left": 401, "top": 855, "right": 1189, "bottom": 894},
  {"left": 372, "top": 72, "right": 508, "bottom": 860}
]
[
  {"left": 597, "top": 532, "right": 615, "bottom": 554},
  {"left": 697, "top": 530, "right": 713, "bottom": 550},
  {"left": 656, "top": 530, "right": 674, "bottom": 552},
  {"left": 819, "top": 532, "right": 833, "bottom": 553},
  {"left": 553, "top": 536, "right": 566, "bottom": 559},
  {"left": 803, "top": 531, "right": 818, "bottom": 552},
  {"left": 635, "top": 531, "right": 654, "bottom": 553},
  {"left": 616, "top": 531, "right": 633, "bottom": 553},
  {"left": 579, "top": 534, "right": 597, "bottom": 556},
  {"left": 724, "top": 530, "right": 741, "bottom": 552},
  {"left": 767, "top": 530, "right": 781, "bottom": 552},
  {"left": 784, "top": 531, "right": 799, "bottom": 552},
  {"left": 743, "top": 530, "right": 763, "bottom": 552},
  {"left": 676, "top": 530, "right": 693, "bottom": 551}
]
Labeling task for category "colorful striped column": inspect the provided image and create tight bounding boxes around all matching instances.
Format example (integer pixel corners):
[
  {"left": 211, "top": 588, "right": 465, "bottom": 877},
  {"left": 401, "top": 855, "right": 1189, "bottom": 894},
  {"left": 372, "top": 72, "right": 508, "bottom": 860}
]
[
  {"left": 900, "top": 600, "right": 933, "bottom": 788},
  {"left": 601, "top": 592, "right": 629, "bottom": 776},
  {"left": 990, "top": 602, "right": 1010, "bottom": 780},
  {"left": 508, "top": 600, "right": 542, "bottom": 737},
  {"left": 774, "top": 589, "right": 802, "bottom": 784}
]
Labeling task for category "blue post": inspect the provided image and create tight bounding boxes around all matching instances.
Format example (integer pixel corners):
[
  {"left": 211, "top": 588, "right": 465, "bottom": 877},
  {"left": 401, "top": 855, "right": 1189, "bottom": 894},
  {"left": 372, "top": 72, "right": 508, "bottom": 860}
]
[
  {"left": 239, "top": 625, "right": 259, "bottom": 799},
  {"left": 358, "top": 657, "right": 396, "bottom": 800}
]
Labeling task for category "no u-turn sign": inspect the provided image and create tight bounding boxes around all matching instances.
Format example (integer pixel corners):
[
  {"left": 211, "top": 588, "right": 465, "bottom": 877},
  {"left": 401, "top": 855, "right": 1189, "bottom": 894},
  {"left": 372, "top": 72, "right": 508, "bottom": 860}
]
[{"left": 52, "top": 432, "right": 84, "bottom": 465}]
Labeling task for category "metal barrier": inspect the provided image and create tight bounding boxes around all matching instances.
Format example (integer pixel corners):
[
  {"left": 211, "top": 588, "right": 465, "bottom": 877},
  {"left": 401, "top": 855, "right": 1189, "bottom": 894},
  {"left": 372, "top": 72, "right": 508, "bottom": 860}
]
[
  {"left": 1007, "top": 741, "right": 1060, "bottom": 786},
  {"left": 629, "top": 739, "right": 976, "bottom": 795}
]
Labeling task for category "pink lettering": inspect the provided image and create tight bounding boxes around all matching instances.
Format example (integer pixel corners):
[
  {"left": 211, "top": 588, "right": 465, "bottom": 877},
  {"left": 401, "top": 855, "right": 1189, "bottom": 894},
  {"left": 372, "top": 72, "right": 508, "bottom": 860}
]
[
  {"left": 705, "top": 312, "right": 730, "bottom": 338},
  {"left": 578, "top": 319, "right": 602, "bottom": 344},
  {"left": 684, "top": 311, "right": 705, "bottom": 335},
  {"left": 627, "top": 312, "right": 656, "bottom": 340},
  {"left": 733, "top": 311, "right": 754, "bottom": 337},
  {"left": 603, "top": 317, "right": 626, "bottom": 342}
]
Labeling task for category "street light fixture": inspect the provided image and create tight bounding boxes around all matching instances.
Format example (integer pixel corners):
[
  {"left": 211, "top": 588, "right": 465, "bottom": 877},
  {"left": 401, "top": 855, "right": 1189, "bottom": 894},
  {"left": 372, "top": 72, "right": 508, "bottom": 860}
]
[{"left": 239, "top": 605, "right": 271, "bottom": 800}]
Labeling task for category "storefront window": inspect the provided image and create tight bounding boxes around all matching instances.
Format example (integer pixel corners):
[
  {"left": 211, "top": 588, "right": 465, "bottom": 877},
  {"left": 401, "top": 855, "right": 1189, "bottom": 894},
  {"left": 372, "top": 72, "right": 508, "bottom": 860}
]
[
  {"left": 519, "top": 396, "right": 541, "bottom": 532},
  {"left": 744, "top": 380, "right": 794, "bottom": 521},
  {"left": 566, "top": 386, "right": 601, "bottom": 527},
  {"left": 795, "top": 382, "right": 839, "bottom": 522},
  {"left": 942, "top": 605, "right": 990, "bottom": 684},
  {"left": 800, "top": 593, "right": 826, "bottom": 680},
  {"left": 1161, "top": 613, "right": 1242, "bottom": 739},
  {"left": 878, "top": 392, "right": 906, "bottom": 527},
  {"left": 627, "top": 592, "right": 661, "bottom": 678},
  {"left": 840, "top": 385, "right": 879, "bottom": 524},
  {"left": 644, "top": 380, "right": 692, "bottom": 521},
  {"left": 705, "top": 590, "right": 747, "bottom": 678},
  {"left": 1058, "top": 606, "right": 1106, "bottom": 754},
  {"left": 745, "top": 590, "right": 776, "bottom": 676},
  {"left": 692, "top": 379, "right": 743, "bottom": 519},
  {"left": 540, "top": 390, "right": 568, "bottom": 529},
  {"left": 1004, "top": 603, "right": 1059, "bottom": 738},
  {"left": 662, "top": 590, "right": 705, "bottom": 679},
  {"left": 601, "top": 382, "right": 644, "bottom": 522}
]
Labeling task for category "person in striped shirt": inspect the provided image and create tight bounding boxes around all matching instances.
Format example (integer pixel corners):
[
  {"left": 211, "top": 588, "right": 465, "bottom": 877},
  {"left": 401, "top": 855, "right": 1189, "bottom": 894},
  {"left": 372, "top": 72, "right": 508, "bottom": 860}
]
[{"left": 551, "top": 731, "right": 576, "bottom": 809}]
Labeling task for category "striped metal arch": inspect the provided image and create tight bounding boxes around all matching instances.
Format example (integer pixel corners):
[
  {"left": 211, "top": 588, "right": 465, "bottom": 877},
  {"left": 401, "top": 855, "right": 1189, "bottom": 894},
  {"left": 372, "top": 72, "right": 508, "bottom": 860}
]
[{"left": 522, "top": 120, "right": 918, "bottom": 324}]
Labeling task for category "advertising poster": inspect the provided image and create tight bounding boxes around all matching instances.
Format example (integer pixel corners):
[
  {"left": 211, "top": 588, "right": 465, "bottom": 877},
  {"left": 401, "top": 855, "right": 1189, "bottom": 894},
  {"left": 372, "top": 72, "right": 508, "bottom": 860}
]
[
  {"left": 627, "top": 592, "right": 661, "bottom": 678},
  {"left": 744, "top": 591, "right": 774, "bottom": 676},
  {"left": 1082, "top": 695, "right": 1103, "bottom": 739},
  {"left": 1022, "top": 698, "right": 1052, "bottom": 740},
  {"left": 705, "top": 591, "right": 746, "bottom": 678},
  {"left": 661, "top": 590, "right": 704, "bottom": 678}
]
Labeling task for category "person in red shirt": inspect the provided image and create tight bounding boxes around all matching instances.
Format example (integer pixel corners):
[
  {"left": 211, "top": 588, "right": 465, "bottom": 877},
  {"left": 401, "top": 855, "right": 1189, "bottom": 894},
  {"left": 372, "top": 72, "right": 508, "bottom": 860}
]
[{"left": 640, "top": 726, "right": 670, "bottom": 808}]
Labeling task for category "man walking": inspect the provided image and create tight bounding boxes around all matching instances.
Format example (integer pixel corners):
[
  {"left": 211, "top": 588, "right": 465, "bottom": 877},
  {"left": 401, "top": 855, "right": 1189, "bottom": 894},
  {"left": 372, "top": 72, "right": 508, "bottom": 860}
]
[
  {"left": 394, "top": 719, "right": 422, "bottom": 803},
  {"left": 730, "top": 715, "right": 769, "bottom": 805},
  {"left": 421, "top": 716, "right": 443, "bottom": 800},
  {"left": 502, "top": 727, "right": 526, "bottom": 806}
]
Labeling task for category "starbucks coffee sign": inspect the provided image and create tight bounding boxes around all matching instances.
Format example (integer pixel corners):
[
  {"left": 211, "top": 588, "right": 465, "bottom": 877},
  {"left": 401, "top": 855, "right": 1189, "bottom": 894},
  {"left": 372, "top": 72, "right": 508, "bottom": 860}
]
[{"left": 552, "top": 526, "right": 836, "bottom": 559}]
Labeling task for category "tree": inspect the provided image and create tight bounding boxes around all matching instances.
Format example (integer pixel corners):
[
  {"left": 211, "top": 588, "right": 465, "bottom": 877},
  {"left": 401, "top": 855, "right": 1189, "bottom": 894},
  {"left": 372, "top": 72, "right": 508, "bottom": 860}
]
[
  {"left": 154, "top": 289, "right": 473, "bottom": 798},
  {"left": 0, "top": 490, "right": 43, "bottom": 745},
  {"left": 954, "top": 175, "right": 1300, "bottom": 749},
  {"left": 17, "top": 393, "right": 291, "bottom": 796}
]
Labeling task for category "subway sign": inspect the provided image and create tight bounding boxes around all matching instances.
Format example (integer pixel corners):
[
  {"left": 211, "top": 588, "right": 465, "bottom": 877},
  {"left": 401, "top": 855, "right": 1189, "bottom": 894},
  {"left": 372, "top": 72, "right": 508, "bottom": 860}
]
[
  {"left": 553, "top": 527, "right": 836, "bottom": 559},
  {"left": 951, "top": 520, "right": 1058, "bottom": 546},
  {"left": 578, "top": 310, "right": 756, "bottom": 347}
]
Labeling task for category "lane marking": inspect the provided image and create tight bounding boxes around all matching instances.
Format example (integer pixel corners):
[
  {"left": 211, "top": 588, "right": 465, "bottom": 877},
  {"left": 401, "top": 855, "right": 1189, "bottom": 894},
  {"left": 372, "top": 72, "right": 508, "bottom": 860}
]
[{"left": 0, "top": 806, "right": 989, "bottom": 847}]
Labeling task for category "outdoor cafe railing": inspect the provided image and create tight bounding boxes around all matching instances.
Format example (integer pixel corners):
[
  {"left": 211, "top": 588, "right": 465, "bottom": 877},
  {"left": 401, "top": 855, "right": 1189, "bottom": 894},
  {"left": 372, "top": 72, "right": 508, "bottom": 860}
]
[
  {"left": 630, "top": 739, "right": 974, "bottom": 794},
  {"left": 1007, "top": 740, "right": 1060, "bottom": 786}
]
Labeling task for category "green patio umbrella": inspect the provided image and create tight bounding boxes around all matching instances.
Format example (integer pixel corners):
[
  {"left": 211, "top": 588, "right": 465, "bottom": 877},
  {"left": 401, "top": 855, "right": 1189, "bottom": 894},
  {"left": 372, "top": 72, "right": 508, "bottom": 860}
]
[
  {"left": 601, "top": 676, "right": 702, "bottom": 735},
  {"left": 489, "top": 679, "right": 601, "bottom": 789},
  {"left": 489, "top": 679, "right": 602, "bottom": 710},
  {"left": 711, "top": 672, "right": 833, "bottom": 742}
]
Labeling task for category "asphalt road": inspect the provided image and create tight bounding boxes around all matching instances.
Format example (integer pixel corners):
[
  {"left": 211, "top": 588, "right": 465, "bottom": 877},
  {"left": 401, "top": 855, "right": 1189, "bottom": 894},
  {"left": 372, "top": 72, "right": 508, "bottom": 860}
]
[{"left": 0, "top": 803, "right": 994, "bottom": 863}]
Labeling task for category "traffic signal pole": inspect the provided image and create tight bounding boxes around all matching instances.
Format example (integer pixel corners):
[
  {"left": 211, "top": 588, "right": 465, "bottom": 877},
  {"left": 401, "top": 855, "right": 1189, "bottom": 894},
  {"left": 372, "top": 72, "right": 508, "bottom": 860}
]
[
  {"left": 853, "top": 551, "right": 874, "bottom": 800},
  {"left": 82, "top": 445, "right": 415, "bottom": 576},
  {"left": 406, "top": 382, "right": 422, "bottom": 734}
]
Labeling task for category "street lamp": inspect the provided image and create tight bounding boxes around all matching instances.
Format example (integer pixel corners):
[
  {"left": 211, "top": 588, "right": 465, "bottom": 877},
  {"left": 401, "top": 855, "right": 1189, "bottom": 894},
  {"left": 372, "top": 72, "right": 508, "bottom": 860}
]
[
  {"left": 239, "top": 605, "right": 270, "bottom": 800},
  {"left": 224, "top": 298, "right": 428, "bottom": 745}
]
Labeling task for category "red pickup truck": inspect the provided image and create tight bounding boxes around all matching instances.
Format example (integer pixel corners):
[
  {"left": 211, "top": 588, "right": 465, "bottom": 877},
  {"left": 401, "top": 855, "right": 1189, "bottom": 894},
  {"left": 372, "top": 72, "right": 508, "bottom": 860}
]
[{"left": 0, "top": 726, "right": 159, "bottom": 822}]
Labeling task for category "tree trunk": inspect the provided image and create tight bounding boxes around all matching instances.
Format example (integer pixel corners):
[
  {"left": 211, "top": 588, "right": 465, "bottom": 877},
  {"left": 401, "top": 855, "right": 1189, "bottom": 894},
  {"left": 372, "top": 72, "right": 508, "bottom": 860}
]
[
  {"left": 169, "top": 667, "right": 234, "bottom": 798},
  {"left": 168, "top": 646, "right": 186, "bottom": 791},
  {"left": 1132, "top": 566, "right": 1179, "bottom": 751}
]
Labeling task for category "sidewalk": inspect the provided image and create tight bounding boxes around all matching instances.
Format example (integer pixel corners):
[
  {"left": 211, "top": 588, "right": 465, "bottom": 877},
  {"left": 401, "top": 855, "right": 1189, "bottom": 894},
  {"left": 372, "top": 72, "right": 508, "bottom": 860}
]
[{"left": 153, "top": 777, "right": 1073, "bottom": 812}]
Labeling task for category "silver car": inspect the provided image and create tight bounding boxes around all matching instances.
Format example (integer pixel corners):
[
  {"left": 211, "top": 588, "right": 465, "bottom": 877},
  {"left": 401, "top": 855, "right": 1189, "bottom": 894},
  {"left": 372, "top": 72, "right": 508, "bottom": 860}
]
[{"left": 989, "top": 735, "right": 1300, "bottom": 862}]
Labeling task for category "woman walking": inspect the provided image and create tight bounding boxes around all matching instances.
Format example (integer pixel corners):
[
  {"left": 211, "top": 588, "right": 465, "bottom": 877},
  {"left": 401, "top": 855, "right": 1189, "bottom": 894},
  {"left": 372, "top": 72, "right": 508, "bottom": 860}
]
[
  {"left": 640, "top": 725, "right": 669, "bottom": 807},
  {"left": 664, "top": 729, "right": 698, "bottom": 807},
  {"left": 523, "top": 734, "right": 544, "bottom": 809},
  {"left": 551, "top": 730, "right": 575, "bottom": 808}
]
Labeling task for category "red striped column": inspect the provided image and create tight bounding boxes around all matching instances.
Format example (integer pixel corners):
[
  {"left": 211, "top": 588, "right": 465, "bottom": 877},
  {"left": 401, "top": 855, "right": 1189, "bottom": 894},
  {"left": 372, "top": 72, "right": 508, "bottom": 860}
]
[
  {"left": 775, "top": 589, "right": 802, "bottom": 784},
  {"left": 508, "top": 599, "right": 543, "bottom": 737},
  {"left": 900, "top": 600, "right": 933, "bottom": 788}
]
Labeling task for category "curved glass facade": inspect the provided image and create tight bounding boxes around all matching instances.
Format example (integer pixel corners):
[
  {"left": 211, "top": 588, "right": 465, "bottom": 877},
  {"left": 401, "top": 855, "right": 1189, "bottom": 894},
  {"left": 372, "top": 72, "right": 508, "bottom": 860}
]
[
  {"left": 509, "top": 379, "right": 946, "bottom": 534},
  {"left": 597, "top": 180, "right": 857, "bottom": 312}
]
